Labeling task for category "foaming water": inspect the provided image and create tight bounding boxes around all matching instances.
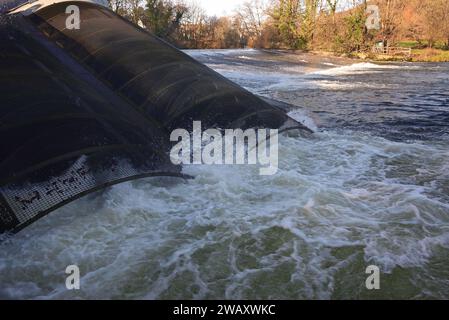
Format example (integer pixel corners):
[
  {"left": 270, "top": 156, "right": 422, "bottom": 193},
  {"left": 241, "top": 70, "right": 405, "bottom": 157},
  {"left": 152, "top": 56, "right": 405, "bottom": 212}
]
[
  {"left": 1, "top": 132, "right": 448, "bottom": 299},
  {"left": 310, "top": 62, "right": 421, "bottom": 76},
  {"left": 1, "top": 50, "right": 449, "bottom": 299}
]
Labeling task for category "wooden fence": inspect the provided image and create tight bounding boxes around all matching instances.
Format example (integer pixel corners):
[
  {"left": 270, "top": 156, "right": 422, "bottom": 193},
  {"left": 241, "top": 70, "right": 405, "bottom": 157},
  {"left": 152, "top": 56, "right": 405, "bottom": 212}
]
[{"left": 372, "top": 46, "right": 412, "bottom": 57}]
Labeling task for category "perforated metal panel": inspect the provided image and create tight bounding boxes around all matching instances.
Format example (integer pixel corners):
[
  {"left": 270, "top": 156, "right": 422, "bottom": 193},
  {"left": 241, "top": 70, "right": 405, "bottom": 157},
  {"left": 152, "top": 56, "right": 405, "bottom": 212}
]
[{"left": 0, "top": 17, "right": 183, "bottom": 233}]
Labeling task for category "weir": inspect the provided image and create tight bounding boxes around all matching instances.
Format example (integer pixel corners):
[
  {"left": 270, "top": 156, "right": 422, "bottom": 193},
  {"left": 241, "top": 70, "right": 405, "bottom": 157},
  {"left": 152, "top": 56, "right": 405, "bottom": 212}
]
[{"left": 0, "top": 0, "right": 309, "bottom": 234}]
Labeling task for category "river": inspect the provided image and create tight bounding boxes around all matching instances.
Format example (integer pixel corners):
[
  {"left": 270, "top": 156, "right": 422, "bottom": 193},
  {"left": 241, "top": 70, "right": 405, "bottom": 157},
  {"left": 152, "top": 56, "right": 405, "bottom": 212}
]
[{"left": 1, "top": 49, "right": 448, "bottom": 299}]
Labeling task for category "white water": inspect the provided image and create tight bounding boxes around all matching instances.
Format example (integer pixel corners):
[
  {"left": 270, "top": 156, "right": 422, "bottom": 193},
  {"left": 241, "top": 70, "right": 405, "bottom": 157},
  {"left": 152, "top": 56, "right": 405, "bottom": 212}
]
[
  {"left": 310, "top": 62, "right": 419, "bottom": 76},
  {"left": 1, "top": 131, "right": 448, "bottom": 299},
  {"left": 199, "top": 60, "right": 408, "bottom": 93},
  {"left": 1, "top": 51, "right": 449, "bottom": 299}
]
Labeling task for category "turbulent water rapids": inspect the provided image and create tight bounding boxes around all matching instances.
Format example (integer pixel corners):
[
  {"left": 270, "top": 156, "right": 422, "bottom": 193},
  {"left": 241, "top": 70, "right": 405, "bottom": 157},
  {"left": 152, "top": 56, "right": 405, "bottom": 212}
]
[{"left": 1, "top": 49, "right": 448, "bottom": 299}]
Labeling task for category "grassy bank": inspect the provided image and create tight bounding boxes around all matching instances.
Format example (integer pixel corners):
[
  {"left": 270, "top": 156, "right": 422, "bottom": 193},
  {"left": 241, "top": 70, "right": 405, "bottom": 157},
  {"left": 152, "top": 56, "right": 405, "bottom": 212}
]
[
  {"left": 303, "top": 43, "right": 449, "bottom": 63},
  {"left": 398, "top": 41, "right": 449, "bottom": 62},
  {"left": 348, "top": 41, "right": 449, "bottom": 62},
  {"left": 351, "top": 48, "right": 449, "bottom": 63},
  {"left": 410, "top": 48, "right": 449, "bottom": 62}
]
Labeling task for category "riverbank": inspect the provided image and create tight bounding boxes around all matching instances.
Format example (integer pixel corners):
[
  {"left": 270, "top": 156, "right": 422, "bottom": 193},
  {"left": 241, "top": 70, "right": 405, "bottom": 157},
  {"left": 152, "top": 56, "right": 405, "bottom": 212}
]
[
  {"left": 352, "top": 49, "right": 449, "bottom": 62},
  {"left": 184, "top": 47, "right": 449, "bottom": 64},
  {"left": 309, "top": 49, "right": 449, "bottom": 63},
  {"left": 409, "top": 48, "right": 449, "bottom": 62}
]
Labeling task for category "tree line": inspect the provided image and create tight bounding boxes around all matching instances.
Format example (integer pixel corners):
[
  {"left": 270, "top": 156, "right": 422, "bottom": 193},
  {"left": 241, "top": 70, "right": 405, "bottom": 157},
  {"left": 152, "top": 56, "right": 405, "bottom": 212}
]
[{"left": 107, "top": 0, "right": 449, "bottom": 53}]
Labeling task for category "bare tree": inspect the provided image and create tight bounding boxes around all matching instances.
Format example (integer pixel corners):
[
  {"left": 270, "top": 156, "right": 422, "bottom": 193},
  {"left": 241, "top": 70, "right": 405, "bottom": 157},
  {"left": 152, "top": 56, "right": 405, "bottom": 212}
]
[
  {"left": 421, "top": 0, "right": 449, "bottom": 48},
  {"left": 377, "top": 0, "right": 405, "bottom": 47},
  {"left": 325, "top": 0, "right": 339, "bottom": 24},
  {"left": 108, "top": 0, "right": 127, "bottom": 14},
  {"left": 179, "top": 1, "right": 208, "bottom": 47},
  {"left": 235, "top": 0, "right": 268, "bottom": 43}
]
